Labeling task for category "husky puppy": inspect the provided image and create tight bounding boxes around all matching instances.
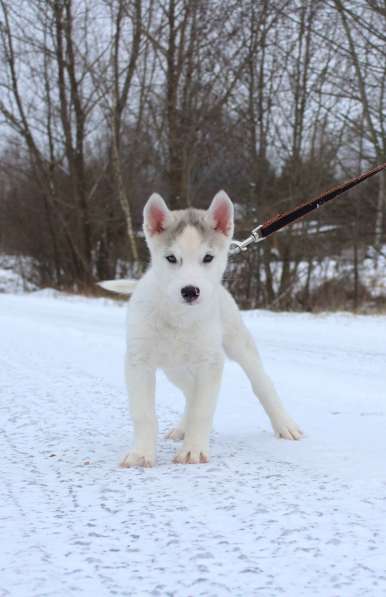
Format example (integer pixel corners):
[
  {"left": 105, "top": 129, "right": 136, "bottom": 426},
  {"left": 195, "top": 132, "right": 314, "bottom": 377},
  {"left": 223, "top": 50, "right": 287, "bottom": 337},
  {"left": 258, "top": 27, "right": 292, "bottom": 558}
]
[{"left": 102, "top": 191, "right": 302, "bottom": 467}]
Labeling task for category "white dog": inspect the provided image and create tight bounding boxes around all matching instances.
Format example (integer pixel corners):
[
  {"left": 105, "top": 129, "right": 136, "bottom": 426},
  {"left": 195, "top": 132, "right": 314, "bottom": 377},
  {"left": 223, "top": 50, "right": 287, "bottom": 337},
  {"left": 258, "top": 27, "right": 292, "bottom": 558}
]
[{"left": 101, "top": 191, "right": 302, "bottom": 467}]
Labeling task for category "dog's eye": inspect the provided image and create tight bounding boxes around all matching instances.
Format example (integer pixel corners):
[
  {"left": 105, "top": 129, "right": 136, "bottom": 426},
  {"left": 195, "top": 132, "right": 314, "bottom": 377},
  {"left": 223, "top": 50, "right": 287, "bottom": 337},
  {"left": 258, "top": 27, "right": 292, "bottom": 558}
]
[
  {"left": 203, "top": 254, "right": 214, "bottom": 263},
  {"left": 166, "top": 254, "right": 177, "bottom": 264}
]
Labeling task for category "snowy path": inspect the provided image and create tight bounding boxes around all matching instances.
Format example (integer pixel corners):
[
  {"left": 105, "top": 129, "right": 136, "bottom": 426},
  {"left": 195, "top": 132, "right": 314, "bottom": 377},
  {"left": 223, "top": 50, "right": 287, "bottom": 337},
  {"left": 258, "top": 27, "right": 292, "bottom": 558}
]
[{"left": 1, "top": 293, "right": 386, "bottom": 597}]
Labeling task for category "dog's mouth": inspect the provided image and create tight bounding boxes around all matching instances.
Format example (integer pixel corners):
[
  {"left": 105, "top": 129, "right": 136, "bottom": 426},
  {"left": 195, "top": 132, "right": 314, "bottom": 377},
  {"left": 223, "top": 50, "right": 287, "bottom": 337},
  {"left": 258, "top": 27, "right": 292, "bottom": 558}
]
[{"left": 182, "top": 298, "right": 200, "bottom": 306}]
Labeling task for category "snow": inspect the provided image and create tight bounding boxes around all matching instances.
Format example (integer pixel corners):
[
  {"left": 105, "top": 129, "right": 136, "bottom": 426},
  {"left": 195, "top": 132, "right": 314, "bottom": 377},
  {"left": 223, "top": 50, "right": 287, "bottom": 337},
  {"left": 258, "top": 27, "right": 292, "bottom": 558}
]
[
  {"left": 0, "top": 255, "right": 37, "bottom": 294},
  {"left": 0, "top": 267, "right": 35, "bottom": 294},
  {"left": 1, "top": 293, "right": 386, "bottom": 597},
  {"left": 257, "top": 248, "right": 386, "bottom": 301}
]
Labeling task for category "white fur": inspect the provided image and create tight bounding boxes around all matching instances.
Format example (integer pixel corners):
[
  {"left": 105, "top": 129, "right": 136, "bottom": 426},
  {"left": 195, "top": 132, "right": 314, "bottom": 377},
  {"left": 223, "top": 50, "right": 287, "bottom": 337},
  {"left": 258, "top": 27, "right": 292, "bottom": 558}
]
[
  {"left": 112, "top": 190, "right": 302, "bottom": 467},
  {"left": 97, "top": 279, "right": 137, "bottom": 294}
]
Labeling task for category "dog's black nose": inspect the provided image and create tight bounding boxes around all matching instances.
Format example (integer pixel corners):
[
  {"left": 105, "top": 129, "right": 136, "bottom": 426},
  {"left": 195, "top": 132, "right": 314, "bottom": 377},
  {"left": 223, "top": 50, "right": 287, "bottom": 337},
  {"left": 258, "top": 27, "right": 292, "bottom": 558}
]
[{"left": 181, "top": 285, "right": 200, "bottom": 303}]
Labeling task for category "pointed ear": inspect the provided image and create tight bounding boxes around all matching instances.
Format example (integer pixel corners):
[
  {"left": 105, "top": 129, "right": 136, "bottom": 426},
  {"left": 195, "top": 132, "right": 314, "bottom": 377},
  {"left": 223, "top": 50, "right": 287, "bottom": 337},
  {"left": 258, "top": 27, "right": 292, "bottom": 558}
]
[
  {"left": 208, "top": 190, "right": 234, "bottom": 237},
  {"left": 143, "top": 193, "right": 170, "bottom": 236}
]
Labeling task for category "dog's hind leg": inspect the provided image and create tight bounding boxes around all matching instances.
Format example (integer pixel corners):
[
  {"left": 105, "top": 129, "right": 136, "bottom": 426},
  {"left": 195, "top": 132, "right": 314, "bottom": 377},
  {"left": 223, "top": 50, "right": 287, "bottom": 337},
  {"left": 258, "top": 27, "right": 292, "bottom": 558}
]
[
  {"left": 173, "top": 359, "right": 224, "bottom": 464},
  {"left": 163, "top": 368, "right": 193, "bottom": 441},
  {"left": 221, "top": 290, "right": 303, "bottom": 440}
]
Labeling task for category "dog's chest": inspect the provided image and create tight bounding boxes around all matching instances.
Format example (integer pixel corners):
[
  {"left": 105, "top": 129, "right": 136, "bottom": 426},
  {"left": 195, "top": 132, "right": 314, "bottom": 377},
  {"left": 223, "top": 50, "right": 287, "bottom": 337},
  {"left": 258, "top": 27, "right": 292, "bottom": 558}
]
[{"left": 153, "top": 317, "right": 223, "bottom": 369}]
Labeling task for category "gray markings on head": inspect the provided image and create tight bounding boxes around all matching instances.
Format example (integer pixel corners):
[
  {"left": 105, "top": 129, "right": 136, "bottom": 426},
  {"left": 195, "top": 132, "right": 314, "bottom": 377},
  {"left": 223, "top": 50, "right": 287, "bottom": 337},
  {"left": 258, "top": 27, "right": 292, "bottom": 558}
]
[{"left": 164, "top": 208, "right": 215, "bottom": 245}]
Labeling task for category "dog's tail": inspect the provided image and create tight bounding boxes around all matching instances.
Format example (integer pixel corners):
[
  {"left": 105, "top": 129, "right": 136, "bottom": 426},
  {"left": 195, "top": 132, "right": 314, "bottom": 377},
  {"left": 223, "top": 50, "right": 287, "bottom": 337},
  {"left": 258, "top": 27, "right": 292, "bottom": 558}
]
[{"left": 97, "top": 279, "right": 137, "bottom": 295}]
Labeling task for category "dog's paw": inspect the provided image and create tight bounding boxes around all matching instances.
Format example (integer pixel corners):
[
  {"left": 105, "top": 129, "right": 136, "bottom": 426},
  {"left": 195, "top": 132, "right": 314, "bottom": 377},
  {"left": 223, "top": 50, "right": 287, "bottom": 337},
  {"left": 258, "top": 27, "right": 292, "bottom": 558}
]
[
  {"left": 271, "top": 414, "right": 303, "bottom": 441},
  {"left": 166, "top": 427, "right": 185, "bottom": 441},
  {"left": 173, "top": 448, "right": 209, "bottom": 464},
  {"left": 120, "top": 451, "right": 155, "bottom": 468}
]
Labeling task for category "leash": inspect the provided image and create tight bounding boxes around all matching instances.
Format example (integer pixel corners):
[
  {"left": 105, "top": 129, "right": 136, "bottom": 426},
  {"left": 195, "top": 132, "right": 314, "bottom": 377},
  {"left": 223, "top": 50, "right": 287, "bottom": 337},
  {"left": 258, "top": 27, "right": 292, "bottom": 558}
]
[{"left": 229, "top": 161, "right": 386, "bottom": 255}]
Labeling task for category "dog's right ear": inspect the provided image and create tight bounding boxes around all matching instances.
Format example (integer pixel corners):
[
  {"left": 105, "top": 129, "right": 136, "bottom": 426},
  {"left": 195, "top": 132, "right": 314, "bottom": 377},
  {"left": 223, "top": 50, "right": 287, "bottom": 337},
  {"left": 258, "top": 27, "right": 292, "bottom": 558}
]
[
  {"left": 207, "top": 190, "right": 234, "bottom": 238},
  {"left": 143, "top": 193, "right": 171, "bottom": 236}
]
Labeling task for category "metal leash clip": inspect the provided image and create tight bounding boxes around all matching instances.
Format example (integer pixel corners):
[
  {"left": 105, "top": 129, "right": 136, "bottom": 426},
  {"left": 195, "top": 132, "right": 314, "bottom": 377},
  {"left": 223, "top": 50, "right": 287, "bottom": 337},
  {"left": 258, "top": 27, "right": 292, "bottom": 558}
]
[{"left": 229, "top": 225, "right": 264, "bottom": 255}]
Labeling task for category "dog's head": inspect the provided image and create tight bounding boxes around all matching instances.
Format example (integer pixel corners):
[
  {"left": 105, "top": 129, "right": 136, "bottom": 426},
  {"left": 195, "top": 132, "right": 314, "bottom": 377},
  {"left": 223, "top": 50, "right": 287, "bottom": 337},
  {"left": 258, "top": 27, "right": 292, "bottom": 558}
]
[{"left": 143, "top": 191, "right": 234, "bottom": 308}]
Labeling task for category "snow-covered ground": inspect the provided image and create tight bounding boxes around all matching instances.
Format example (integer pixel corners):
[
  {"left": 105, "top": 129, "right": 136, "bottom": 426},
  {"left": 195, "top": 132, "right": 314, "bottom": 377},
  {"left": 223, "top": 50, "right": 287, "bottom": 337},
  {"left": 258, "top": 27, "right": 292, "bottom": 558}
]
[{"left": 1, "top": 293, "right": 386, "bottom": 597}]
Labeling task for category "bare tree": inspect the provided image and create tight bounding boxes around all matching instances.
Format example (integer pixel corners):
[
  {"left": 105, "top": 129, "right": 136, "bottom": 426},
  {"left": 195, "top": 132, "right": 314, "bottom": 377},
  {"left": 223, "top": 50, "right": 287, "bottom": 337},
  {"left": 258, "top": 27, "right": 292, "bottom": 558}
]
[
  {"left": 0, "top": 0, "right": 384, "bottom": 310},
  {"left": 333, "top": 0, "right": 386, "bottom": 257}
]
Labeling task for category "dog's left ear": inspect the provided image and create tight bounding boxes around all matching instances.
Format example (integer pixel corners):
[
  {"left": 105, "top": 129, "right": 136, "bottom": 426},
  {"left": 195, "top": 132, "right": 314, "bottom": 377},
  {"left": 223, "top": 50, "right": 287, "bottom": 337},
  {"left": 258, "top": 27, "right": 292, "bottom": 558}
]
[
  {"left": 143, "top": 193, "right": 171, "bottom": 236},
  {"left": 208, "top": 190, "right": 234, "bottom": 237}
]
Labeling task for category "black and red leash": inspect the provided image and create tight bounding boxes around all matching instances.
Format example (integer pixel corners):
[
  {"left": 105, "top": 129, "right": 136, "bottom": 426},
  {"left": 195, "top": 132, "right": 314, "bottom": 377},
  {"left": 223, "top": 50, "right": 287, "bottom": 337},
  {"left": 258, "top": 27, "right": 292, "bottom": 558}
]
[{"left": 230, "top": 161, "right": 386, "bottom": 255}]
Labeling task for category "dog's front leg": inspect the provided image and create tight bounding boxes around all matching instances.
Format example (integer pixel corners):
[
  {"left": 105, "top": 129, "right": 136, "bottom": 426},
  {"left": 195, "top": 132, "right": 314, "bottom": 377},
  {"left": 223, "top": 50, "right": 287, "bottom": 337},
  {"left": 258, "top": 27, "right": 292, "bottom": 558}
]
[
  {"left": 120, "top": 361, "right": 157, "bottom": 468},
  {"left": 224, "top": 324, "right": 302, "bottom": 440},
  {"left": 173, "top": 360, "right": 223, "bottom": 464}
]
